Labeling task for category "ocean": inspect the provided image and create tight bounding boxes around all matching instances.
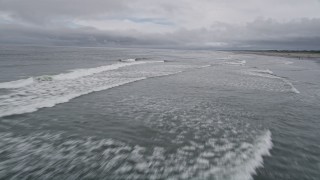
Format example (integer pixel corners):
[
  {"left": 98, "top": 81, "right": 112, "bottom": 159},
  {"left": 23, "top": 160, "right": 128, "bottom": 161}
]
[{"left": 0, "top": 46, "right": 319, "bottom": 180}]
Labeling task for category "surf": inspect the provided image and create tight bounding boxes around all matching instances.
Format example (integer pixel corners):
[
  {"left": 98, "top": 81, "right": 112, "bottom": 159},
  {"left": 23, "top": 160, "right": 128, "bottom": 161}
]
[
  {"left": 0, "top": 61, "right": 149, "bottom": 89},
  {"left": 0, "top": 60, "right": 209, "bottom": 118},
  {"left": 243, "top": 68, "right": 300, "bottom": 94}
]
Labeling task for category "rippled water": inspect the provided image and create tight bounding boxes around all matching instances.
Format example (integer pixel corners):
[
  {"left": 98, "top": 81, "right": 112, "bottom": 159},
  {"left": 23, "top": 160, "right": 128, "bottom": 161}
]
[{"left": 0, "top": 46, "right": 319, "bottom": 180}]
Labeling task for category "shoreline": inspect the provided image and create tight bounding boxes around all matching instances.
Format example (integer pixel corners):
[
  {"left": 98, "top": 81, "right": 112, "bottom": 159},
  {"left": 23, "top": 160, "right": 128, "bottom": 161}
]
[{"left": 233, "top": 51, "right": 320, "bottom": 59}]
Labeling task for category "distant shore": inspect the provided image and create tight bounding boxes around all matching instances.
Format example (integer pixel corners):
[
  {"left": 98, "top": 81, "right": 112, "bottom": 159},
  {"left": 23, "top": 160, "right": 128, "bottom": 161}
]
[{"left": 234, "top": 50, "right": 320, "bottom": 59}]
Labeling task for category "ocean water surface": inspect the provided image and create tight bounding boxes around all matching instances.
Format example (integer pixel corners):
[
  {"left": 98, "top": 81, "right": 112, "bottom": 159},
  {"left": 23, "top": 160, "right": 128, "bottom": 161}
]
[{"left": 0, "top": 46, "right": 319, "bottom": 180}]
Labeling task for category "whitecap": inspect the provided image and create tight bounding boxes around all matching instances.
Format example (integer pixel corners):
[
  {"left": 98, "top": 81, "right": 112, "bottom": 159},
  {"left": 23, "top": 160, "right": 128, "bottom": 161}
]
[
  {"left": 53, "top": 61, "right": 148, "bottom": 80},
  {"left": 0, "top": 61, "right": 150, "bottom": 89},
  {"left": 119, "top": 58, "right": 136, "bottom": 62},
  {"left": 225, "top": 60, "right": 247, "bottom": 66},
  {"left": 243, "top": 68, "right": 300, "bottom": 94},
  {"left": 0, "top": 60, "right": 202, "bottom": 118},
  {"left": 0, "top": 130, "right": 272, "bottom": 180},
  {"left": 0, "top": 78, "right": 34, "bottom": 89}
]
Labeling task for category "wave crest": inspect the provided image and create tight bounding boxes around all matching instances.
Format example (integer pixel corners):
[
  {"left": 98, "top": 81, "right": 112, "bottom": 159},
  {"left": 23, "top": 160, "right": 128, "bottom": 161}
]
[{"left": 0, "top": 78, "right": 34, "bottom": 89}]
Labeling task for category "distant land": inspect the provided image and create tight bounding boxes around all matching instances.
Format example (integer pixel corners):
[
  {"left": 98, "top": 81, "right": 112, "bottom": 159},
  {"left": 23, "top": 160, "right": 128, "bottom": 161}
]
[{"left": 234, "top": 50, "right": 320, "bottom": 59}]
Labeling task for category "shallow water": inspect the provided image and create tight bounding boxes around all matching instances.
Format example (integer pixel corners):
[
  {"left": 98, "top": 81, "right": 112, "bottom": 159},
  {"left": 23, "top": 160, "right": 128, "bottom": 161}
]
[{"left": 0, "top": 46, "right": 319, "bottom": 179}]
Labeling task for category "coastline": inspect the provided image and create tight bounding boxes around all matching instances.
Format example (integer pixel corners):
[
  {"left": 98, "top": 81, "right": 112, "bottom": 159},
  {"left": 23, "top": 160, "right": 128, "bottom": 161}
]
[{"left": 233, "top": 50, "right": 320, "bottom": 59}]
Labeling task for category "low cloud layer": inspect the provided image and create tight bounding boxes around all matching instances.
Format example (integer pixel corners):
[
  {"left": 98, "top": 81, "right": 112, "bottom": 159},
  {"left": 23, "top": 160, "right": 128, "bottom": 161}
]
[{"left": 1, "top": 0, "right": 320, "bottom": 49}]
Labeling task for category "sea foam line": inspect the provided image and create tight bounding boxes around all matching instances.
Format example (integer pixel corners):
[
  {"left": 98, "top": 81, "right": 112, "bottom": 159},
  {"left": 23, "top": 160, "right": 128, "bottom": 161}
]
[
  {"left": 53, "top": 61, "right": 150, "bottom": 80},
  {"left": 235, "top": 130, "right": 273, "bottom": 180},
  {"left": 0, "top": 60, "right": 207, "bottom": 118},
  {"left": 198, "top": 130, "right": 273, "bottom": 180},
  {"left": 0, "top": 60, "right": 161, "bottom": 89},
  {"left": 0, "top": 61, "right": 166, "bottom": 118},
  {"left": 0, "top": 78, "right": 34, "bottom": 89},
  {"left": 245, "top": 69, "right": 300, "bottom": 94},
  {"left": 225, "top": 60, "right": 246, "bottom": 66},
  {"left": 0, "top": 77, "right": 146, "bottom": 118}
]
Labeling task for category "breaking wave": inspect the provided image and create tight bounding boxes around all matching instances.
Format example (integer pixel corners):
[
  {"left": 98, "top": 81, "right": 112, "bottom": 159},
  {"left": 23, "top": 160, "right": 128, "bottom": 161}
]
[
  {"left": 0, "top": 61, "right": 164, "bottom": 89},
  {"left": 0, "top": 130, "right": 272, "bottom": 180},
  {"left": 225, "top": 59, "right": 247, "bottom": 66},
  {"left": 53, "top": 61, "right": 150, "bottom": 80},
  {"left": 243, "top": 68, "right": 300, "bottom": 94},
  {"left": 0, "top": 78, "right": 34, "bottom": 89},
  {"left": 119, "top": 58, "right": 136, "bottom": 62},
  {"left": 0, "top": 60, "right": 208, "bottom": 118}
]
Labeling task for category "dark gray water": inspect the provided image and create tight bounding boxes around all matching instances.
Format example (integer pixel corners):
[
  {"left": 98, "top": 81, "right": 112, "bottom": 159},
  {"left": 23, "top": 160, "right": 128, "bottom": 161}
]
[{"left": 0, "top": 46, "right": 319, "bottom": 180}]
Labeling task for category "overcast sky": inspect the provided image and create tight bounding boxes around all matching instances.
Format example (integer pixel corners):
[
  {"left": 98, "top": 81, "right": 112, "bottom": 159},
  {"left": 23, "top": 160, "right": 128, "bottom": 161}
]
[{"left": 1, "top": 0, "right": 320, "bottom": 49}]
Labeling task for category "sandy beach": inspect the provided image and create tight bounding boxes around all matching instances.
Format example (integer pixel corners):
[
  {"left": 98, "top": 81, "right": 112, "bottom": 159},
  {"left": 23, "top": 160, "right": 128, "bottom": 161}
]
[{"left": 235, "top": 51, "right": 320, "bottom": 59}]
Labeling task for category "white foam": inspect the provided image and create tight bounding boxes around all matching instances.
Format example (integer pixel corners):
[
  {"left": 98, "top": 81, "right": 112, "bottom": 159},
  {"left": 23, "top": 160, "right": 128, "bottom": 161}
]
[
  {"left": 0, "top": 130, "right": 272, "bottom": 180},
  {"left": 219, "top": 55, "right": 234, "bottom": 60},
  {"left": 35, "top": 75, "right": 53, "bottom": 82},
  {"left": 199, "top": 65, "right": 211, "bottom": 68},
  {"left": 231, "top": 130, "right": 273, "bottom": 180},
  {"left": 244, "top": 68, "right": 300, "bottom": 94},
  {"left": 283, "top": 61, "right": 294, "bottom": 65},
  {"left": 53, "top": 61, "right": 147, "bottom": 80},
  {"left": 0, "top": 92, "right": 273, "bottom": 180},
  {"left": 0, "top": 77, "right": 146, "bottom": 117},
  {"left": 0, "top": 78, "right": 34, "bottom": 89},
  {"left": 119, "top": 58, "right": 136, "bottom": 62},
  {"left": 225, "top": 60, "right": 247, "bottom": 66},
  {"left": 245, "top": 69, "right": 275, "bottom": 79},
  {"left": 0, "top": 60, "right": 197, "bottom": 118},
  {"left": 194, "top": 131, "right": 272, "bottom": 180},
  {"left": 254, "top": 69, "right": 274, "bottom": 75},
  {"left": 282, "top": 79, "right": 300, "bottom": 94},
  {"left": 0, "top": 61, "right": 156, "bottom": 89}
]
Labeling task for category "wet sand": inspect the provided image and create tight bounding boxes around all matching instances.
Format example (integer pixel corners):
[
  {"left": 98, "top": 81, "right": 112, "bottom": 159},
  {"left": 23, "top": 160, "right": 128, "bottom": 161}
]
[{"left": 234, "top": 51, "right": 320, "bottom": 59}]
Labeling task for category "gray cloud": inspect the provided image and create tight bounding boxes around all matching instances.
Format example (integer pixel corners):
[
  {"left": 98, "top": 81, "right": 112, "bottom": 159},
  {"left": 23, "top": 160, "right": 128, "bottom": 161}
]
[
  {"left": 1, "top": 0, "right": 320, "bottom": 49},
  {"left": 0, "top": 0, "right": 129, "bottom": 24}
]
